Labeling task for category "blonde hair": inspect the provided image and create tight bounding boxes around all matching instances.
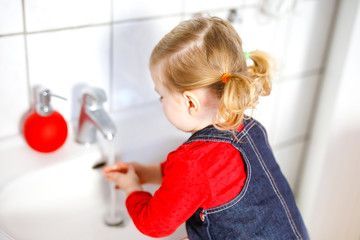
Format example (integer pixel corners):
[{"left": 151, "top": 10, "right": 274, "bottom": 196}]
[{"left": 150, "top": 16, "right": 272, "bottom": 131}]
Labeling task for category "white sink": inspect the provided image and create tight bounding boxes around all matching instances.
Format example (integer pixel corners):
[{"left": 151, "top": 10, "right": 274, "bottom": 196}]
[{"left": 0, "top": 103, "right": 189, "bottom": 240}]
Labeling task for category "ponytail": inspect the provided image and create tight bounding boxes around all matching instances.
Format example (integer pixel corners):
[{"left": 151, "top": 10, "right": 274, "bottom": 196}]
[{"left": 215, "top": 50, "right": 273, "bottom": 131}]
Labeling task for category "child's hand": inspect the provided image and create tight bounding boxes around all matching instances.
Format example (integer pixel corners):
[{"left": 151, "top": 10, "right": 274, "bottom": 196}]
[
  {"left": 103, "top": 164, "right": 143, "bottom": 196},
  {"left": 103, "top": 161, "right": 129, "bottom": 174},
  {"left": 103, "top": 161, "right": 129, "bottom": 189}
]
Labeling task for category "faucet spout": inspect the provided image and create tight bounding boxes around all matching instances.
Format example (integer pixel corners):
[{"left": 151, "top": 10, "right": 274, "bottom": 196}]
[
  {"left": 85, "top": 107, "right": 116, "bottom": 141},
  {"left": 75, "top": 87, "right": 116, "bottom": 144}
]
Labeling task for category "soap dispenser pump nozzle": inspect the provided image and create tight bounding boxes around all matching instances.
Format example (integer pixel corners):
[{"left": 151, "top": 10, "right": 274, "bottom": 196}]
[{"left": 36, "top": 89, "right": 67, "bottom": 117}]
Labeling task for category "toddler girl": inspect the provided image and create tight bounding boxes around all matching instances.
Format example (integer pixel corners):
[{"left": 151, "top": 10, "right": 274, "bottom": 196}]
[{"left": 103, "top": 16, "right": 309, "bottom": 239}]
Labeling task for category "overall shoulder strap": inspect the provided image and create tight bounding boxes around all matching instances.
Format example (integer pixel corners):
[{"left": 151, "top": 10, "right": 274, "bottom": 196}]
[
  {"left": 185, "top": 126, "right": 234, "bottom": 144},
  {"left": 185, "top": 117, "right": 256, "bottom": 145}
]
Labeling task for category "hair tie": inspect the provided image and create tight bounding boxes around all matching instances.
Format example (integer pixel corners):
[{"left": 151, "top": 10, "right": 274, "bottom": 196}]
[
  {"left": 221, "top": 73, "right": 232, "bottom": 84},
  {"left": 244, "top": 51, "right": 250, "bottom": 60}
]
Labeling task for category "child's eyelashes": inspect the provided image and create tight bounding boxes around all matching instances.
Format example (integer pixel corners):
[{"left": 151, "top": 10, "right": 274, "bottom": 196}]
[{"left": 159, "top": 96, "right": 164, "bottom": 102}]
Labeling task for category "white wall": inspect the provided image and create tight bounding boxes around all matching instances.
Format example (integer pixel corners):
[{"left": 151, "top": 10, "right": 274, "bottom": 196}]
[
  {"left": 0, "top": 0, "right": 338, "bottom": 224},
  {"left": 297, "top": 1, "right": 360, "bottom": 239}
]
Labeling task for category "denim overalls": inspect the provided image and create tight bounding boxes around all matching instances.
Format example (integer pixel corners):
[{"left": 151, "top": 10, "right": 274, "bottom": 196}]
[{"left": 185, "top": 118, "right": 309, "bottom": 240}]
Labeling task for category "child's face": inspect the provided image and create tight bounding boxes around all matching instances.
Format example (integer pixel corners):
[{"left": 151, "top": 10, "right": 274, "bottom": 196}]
[{"left": 150, "top": 64, "right": 195, "bottom": 133}]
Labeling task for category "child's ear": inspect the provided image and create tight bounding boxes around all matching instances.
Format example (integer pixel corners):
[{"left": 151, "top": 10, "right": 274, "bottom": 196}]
[{"left": 183, "top": 91, "right": 200, "bottom": 114}]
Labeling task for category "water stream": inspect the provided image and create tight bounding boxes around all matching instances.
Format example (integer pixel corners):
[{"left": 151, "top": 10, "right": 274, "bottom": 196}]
[{"left": 104, "top": 139, "right": 123, "bottom": 226}]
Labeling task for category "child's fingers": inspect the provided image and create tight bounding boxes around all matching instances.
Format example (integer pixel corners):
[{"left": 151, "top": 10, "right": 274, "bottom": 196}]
[
  {"left": 103, "top": 172, "right": 120, "bottom": 183},
  {"left": 104, "top": 166, "right": 133, "bottom": 181},
  {"left": 127, "top": 164, "right": 135, "bottom": 172},
  {"left": 126, "top": 165, "right": 138, "bottom": 177},
  {"left": 105, "top": 174, "right": 123, "bottom": 190},
  {"left": 103, "top": 164, "right": 114, "bottom": 172},
  {"left": 103, "top": 165, "right": 141, "bottom": 192},
  {"left": 103, "top": 172, "right": 114, "bottom": 181},
  {"left": 102, "top": 161, "right": 128, "bottom": 174},
  {"left": 116, "top": 161, "right": 129, "bottom": 169},
  {"left": 127, "top": 165, "right": 141, "bottom": 183}
]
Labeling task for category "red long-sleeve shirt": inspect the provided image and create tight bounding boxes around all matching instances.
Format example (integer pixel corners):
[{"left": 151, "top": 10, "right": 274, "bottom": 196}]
[{"left": 126, "top": 127, "right": 246, "bottom": 238}]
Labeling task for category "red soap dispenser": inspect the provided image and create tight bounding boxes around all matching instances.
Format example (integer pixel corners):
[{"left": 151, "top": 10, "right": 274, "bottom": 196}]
[{"left": 23, "top": 89, "right": 68, "bottom": 153}]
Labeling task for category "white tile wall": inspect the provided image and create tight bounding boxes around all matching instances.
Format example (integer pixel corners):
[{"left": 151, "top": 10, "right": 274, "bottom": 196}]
[
  {"left": 0, "top": 0, "right": 336, "bottom": 193},
  {"left": 183, "top": 0, "right": 245, "bottom": 14},
  {"left": 232, "top": 0, "right": 337, "bottom": 77},
  {"left": 273, "top": 75, "right": 319, "bottom": 145},
  {"left": 233, "top": 7, "right": 283, "bottom": 59},
  {"left": 113, "top": 0, "right": 183, "bottom": 21},
  {"left": 25, "top": 0, "right": 111, "bottom": 32},
  {"left": 281, "top": 0, "right": 336, "bottom": 76},
  {"left": 274, "top": 141, "right": 306, "bottom": 190},
  {"left": 252, "top": 80, "right": 281, "bottom": 143},
  {"left": 0, "top": 0, "right": 23, "bottom": 35},
  {"left": 0, "top": 35, "right": 29, "bottom": 138},
  {"left": 112, "top": 17, "right": 181, "bottom": 110},
  {"left": 26, "top": 25, "right": 111, "bottom": 120}
]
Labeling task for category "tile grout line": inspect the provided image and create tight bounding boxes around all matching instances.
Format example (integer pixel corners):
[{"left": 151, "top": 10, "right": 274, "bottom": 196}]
[
  {"left": 0, "top": 32, "right": 24, "bottom": 38},
  {"left": 0, "top": 14, "right": 182, "bottom": 38},
  {"left": 272, "top": 134, "right": 309, "bottom": 151},
  {"left": 24, "top": 22, "right": 113, "bottom": 35},
  {"left": 21, "top": 0, "right": 31, "bottom": 107},
  {"left": 109, "top": 0, "right": 114, "bottom": 112},
  {"left": 275, "top": 68, "right": 323, "bottom": 83}
]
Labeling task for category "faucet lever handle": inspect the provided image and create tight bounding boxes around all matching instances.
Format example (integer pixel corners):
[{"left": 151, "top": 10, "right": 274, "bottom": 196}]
[{"left": 82, "top": 87, "right": 107, "bottom": 105}]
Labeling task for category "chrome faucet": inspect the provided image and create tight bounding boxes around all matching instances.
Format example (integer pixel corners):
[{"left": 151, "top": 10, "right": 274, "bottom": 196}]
[{"left": 75, "top": 87, "right": 116, "bottom": 144}]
